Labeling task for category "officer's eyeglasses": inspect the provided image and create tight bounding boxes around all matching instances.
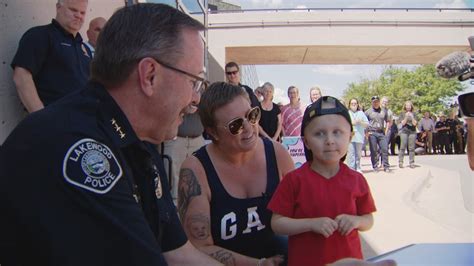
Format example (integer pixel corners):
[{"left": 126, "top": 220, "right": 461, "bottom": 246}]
[
  {"left": 153, "top": 58, "right": 209, "bottom": 94},
  {"left": 218, "top": 107, "right": 261, "bottom": 135}
]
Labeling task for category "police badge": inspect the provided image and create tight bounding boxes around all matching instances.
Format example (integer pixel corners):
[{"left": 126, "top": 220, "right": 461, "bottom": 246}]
[
  {"left": 63, "top": 138, "right": 123, "bottom": 194},
  {"left": 151, "top": 164, "right": 162, "bottom": 199}
]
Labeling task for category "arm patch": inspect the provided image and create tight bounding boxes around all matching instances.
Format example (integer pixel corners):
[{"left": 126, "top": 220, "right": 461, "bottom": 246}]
[{"left": 63, "top": 138, "right": 123, "bottom": 194}]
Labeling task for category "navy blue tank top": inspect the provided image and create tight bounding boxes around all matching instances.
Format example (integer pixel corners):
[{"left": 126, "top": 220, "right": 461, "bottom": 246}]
[{"left": 194, "top": 138, "right": 281, "bottom": 258}]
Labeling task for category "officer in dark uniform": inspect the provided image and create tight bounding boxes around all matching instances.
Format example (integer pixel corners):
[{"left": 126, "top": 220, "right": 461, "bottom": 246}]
[
  {"left": 435, "top": 114, "right": 451, "bottom": 154},
  {"left": 0, "top": 4, "right": 219, "bottom": 265},
  {"left": 11, "top": 0, "right": 92, "bottom": 113},
  {"left": 450, "top": 117, "right": 465, "bottom": 154},
  {"left": 446, "top": 115, "right": 456, "bottom": 154}
]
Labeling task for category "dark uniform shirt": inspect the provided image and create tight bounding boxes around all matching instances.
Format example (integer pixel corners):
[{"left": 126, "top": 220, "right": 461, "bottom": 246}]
[
  {"left": 194, "top": 138, "right": 283, "bottom": 259},
  {"left": 435, "top": 120, "right": 450, "bottom": 135},
  {"left": 11, "top": 19, "right": 92, "bottom": 106},
  {"left": 446, "top": 118, "right": 457, "bottom": 135},
  {"left": 0, "top": 81, "right": 186, "bottom": 265}
]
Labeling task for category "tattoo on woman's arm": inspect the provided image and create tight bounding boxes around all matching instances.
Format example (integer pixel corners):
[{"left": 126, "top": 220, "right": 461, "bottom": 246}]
[
  {"left": 178, "top": 168, "right": 202, "bottom": 219},
  {"left": 209, "top": 250, "right": 236, "bottom": 266},
  {"left": 186, "top": 214, "right": 210, "bottom": 240}
]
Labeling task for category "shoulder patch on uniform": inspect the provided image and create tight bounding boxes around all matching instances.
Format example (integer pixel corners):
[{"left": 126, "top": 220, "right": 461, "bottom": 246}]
[{"left": 63, "top": 138, "right": 123, "bottom": 194}]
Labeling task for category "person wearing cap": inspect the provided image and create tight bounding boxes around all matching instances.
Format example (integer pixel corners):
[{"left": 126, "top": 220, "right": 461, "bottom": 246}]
[
  {"left": 365, "top": 96, "right": 391, "bottom": 172},
  {"left": 435, "top": 113, "right": 451, "bottom": 154},
  {"left": 269, "top": 96, "right": 376, "bottom": 266},
  {"left": 380, "top": 97, "right": 394, "bottom": 156},
  {"left": 178, "top": 82, "right": 295, "bottom": 265}
]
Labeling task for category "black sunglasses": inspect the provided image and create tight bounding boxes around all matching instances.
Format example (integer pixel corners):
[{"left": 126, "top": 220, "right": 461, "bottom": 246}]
[
  {"left": 219, "top": 107, "right": 261, "bottom": 135},
  {"left": 226, "top": 70, "right": 239, "bottom": 76},
  {"left": 153, "top": 58, "right": 209, "bottom": 94}
]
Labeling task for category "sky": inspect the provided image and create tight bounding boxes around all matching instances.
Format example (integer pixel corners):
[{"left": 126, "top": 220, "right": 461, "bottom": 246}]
[{"left": 223, "top": 0, "right": 474, "bottom": 105}]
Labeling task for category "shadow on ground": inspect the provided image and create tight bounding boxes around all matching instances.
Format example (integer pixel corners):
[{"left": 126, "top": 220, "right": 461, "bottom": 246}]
[{"left": 361, "top": 234, "right": 378, "bottom": 259}]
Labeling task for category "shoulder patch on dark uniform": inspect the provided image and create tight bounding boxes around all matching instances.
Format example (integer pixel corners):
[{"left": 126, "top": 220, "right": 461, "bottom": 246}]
[{"left": 63, "top": 138, "right": 122, "bottom": 194}]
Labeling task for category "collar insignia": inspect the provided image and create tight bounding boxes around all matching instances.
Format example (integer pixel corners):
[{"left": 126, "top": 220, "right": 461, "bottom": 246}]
[
  {"left": 111, "top": 118, "right": 126, "bottom": 139},
  {"left": 81, "top": 43, "right": 90, "bottom": 58}
]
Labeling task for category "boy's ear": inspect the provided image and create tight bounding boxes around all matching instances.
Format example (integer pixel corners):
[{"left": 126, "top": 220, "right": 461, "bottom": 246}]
[{"left": 302, "top": 136, "right": 309, "bottom": 148}]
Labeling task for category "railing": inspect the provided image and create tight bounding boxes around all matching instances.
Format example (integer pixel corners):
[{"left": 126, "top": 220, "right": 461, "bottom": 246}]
[
  {"left": 205, "top": 7, "right": 474, "bottom": 29},
  {"left": 206, "top": 7, "right": 474, "bottom": 14}
]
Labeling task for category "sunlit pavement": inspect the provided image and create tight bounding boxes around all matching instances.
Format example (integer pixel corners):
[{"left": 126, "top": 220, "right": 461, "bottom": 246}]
[{"left": 358, "top": 154, "right": 474, "bottom": 258}]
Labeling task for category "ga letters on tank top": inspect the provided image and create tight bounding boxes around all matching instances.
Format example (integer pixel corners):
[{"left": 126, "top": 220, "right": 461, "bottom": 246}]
[{"left": 193, "top": 138, "right": 280, "bottom": 258}]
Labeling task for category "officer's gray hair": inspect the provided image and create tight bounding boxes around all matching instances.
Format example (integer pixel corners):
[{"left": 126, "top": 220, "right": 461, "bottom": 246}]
[{"left": 90, "top": 3, "right": 204, "bottom": 88}]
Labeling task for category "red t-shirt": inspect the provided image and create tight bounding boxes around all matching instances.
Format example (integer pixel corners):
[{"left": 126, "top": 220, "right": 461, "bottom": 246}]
[{"left": 268, "top": 162, "right": 376, "bottom": 266}]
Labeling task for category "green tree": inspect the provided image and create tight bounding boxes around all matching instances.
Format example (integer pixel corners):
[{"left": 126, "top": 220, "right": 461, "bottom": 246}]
[{"left": 342, "top": 65, "right": 466, "bottom": 117}]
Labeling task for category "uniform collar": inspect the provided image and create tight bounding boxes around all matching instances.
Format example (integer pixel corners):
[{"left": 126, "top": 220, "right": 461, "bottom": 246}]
[
  {"left": 84, "top": 81, "right": 141, "bottom": 148},
  {"left": 84, "top": 42, "right": 95, "bottom": 52},
  {"left": 51, "top": 19, "right": 83, "bottom": 42}
]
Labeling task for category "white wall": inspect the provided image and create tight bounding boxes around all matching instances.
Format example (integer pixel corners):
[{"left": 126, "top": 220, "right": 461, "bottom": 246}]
[{"left": 0, "top": 0, "right": 125, "bottom": 144}]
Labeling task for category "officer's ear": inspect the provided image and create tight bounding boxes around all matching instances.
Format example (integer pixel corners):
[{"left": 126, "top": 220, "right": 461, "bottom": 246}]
[{"left": 137, "top": 57, "right": 159, "bottom": 97}]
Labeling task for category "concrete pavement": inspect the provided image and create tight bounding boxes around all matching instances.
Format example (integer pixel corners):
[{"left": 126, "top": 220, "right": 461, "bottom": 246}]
[{"left": 358, "top": 154, "right": 474, "bottom": 258}]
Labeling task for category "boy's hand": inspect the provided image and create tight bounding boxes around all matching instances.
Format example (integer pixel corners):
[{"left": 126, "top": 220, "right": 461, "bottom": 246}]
[
  {"left": 335, "top": 214, "right": 360, "bottom": 236},
  {"left": 311, "top": 217, "right": 338, "bottom": 238}
]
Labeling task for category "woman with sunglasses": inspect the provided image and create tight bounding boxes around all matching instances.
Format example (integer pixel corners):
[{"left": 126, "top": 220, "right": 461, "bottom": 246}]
[{"left": 178, "top": 82, "right": 295, "bottom": 266}]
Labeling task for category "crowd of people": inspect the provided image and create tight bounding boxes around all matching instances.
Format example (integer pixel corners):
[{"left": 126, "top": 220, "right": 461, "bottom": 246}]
[
  {"left": 249, "top": 83, "right": 468, "bottom": 173},
  {"left": 1, "top": 1, "right": 472, "bottom": 266}
]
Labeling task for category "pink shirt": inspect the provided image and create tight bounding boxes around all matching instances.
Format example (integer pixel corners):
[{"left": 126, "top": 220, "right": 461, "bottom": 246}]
[{"left": 280, "top": 104, "right": 303, "bottom": 136}]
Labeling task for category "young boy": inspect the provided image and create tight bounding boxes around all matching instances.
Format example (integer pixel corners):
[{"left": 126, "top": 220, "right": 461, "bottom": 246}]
[{"left": 268, "top": 96, "right": 376, "bottom": 266}]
